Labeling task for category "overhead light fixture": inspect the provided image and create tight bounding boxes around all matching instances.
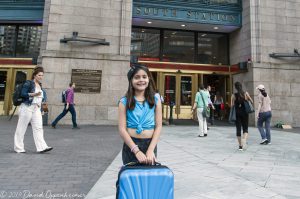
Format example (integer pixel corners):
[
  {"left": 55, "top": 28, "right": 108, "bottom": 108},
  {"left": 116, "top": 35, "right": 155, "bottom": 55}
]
[
  {"left": 181, "top": 24, "right": 186, "bottom": 27},
  {"left": 213, "top": 27, "right": 219, "bottom": 30},
  {"left": 201, "top": 34, "right": 207, "bottom": 37},
  {"left": 141, "top": 29, "right": 145, "bottom": 33},
  {"left": 147, "top": 21, "right": 152, "bottom": 24}
]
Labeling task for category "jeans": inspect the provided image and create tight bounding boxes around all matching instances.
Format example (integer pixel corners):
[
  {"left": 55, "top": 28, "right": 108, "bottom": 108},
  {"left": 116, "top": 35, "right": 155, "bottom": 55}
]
[
  {"left": 52, "top": 104, "right": 77, "bottom": 127},
  {"left": 257, "top": 111, "right": 272, "bottom": 142}
]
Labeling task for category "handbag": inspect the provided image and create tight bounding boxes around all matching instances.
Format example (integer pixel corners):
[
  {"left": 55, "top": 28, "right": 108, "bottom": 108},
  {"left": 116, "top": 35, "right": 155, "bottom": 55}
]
[
  {"left": 42, "top": 103, "right": 49, "bottom": 112},
  {"left": 200, "top": 92, "right": 210, "bottom": 118},
  {"left": 228, "top": 106, "right": 236, "bottom": 123},
  {"left": 220, "top": 103, "right": 225, "bottom": 110},
  {"left": 244, "top": 100, "right": 254, "bottom": 113}
]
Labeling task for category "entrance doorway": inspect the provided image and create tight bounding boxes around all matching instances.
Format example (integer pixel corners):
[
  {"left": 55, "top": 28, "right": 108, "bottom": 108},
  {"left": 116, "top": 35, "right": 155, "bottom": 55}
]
[
  {"left": 0, "top": 67, "right": 33, "bottom": 116},
  {"left": 160, "top": 73, "right": 197, "bottom": 120}
]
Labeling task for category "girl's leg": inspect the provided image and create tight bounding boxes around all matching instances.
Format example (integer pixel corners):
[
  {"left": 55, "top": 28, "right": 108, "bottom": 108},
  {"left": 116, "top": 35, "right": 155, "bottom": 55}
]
[
  {"left": 257, "top": 113, "right": 267, "bottom": 141},
  {"left": 14, "top": 105, "right": 32, "bottom": 153}
]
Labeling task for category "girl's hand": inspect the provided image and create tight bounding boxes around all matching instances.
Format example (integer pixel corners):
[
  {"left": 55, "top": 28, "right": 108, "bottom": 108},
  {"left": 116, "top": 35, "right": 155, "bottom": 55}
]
[
  {"left": 135, "top": 151, "right": 147, "bottom": 164},
  {"left": 146, "top": 150, "right": 156, "bottom": 165}
]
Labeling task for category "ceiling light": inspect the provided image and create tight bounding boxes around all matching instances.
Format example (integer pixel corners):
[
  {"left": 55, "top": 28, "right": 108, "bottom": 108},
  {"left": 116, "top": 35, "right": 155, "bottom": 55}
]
[
  {"left": 147, "top": 21, "right": 152, "bottom": 24},
  {"left": 181, "top": 24, "right": 186, "bottom": 27},
  {"left": 201, "top": 34, "right": 207, "bottom": 37},
  {"left": 213, "top": 27, "right": 219, "bottom": 30}
]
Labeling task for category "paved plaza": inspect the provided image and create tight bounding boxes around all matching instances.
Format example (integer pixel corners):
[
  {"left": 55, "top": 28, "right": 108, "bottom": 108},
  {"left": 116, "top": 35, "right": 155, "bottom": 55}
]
[
  {"left": 0, "top": 116, "right": 300, "bottom": 199},
  {"left": 86, "top": 125, "right": 300, "bottom": 199}
]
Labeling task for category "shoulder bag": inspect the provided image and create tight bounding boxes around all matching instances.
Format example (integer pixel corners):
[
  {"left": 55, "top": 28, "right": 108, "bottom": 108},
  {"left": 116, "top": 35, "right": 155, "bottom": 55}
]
[{"left": 200, "top": 92, "right": 210, "bottom": 118}]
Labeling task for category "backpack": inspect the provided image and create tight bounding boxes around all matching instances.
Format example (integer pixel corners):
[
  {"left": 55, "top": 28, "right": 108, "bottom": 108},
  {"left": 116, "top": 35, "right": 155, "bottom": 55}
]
[
  {"left": 12, "top": 80, "right": 31, "bottom": 106},
  {"left": 61, "top": 90, "right": 68, "bottom": 103}
]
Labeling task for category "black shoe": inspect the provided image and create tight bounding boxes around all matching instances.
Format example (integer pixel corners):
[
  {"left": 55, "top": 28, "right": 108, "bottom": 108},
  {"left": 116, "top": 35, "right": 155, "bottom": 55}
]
[
  {"left": 39, "top": 147, "right": 53, "bottom": 153},
  {"left": 51, "top": 124, "right": 56, "bottom": 129},
  {"left": 238, "top": 146, "right": 243, "bottom": 151},
  {"left": 204, "top": 134, "right": 207, "bottom": 137},
  {"left": 72, "top": 126, "right": 80, "bottom": 129},
  {"left": 198, "top": 135, "right": 205, "bottom": 137},
  {"left": 260, "top": 139, "right": 268, "bottom": 145},
  {"left": 207, "top": 127, "right": 210, "bottom": 130}
]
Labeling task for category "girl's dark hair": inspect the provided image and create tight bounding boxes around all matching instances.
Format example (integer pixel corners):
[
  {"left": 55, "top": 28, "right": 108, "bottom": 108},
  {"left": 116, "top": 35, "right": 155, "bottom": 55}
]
[
  {"left": 234, "top": 81, "right": 245, "bottom": 98},
  {"left": 259, "top": 89, "right": 267, "bottom": 97},
  {"left": 31, "top": 66, "right": 44, "bottom": 79},
  {"left": 126, "top": 65, "right": 156, "bottom": 110},
  {"left": 69, "top": 82, "right": 74, "bottom": 87}
]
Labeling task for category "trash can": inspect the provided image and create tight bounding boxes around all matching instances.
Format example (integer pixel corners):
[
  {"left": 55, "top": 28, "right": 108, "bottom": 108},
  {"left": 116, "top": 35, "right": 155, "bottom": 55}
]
[{"left": 42, "top": 112, "right": 48, "bottom": 126}]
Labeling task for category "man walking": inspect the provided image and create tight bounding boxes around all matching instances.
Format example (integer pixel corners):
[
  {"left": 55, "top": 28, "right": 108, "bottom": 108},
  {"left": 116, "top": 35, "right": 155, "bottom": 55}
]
[{"left": 51, "top": 82, "right": 79, "bottom": 129}]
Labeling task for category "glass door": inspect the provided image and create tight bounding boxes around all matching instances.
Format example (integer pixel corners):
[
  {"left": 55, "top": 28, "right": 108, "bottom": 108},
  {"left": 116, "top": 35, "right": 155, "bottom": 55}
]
[
  {"left": 0, "top": 70, "right": 8, "bottom": 115},
  {"left": 162, "top": 73, "right": 195, "bottom": 120}
]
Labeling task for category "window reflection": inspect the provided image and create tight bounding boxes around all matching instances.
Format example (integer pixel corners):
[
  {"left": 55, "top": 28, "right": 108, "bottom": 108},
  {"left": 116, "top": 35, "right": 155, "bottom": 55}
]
[
  {"left": 0, "top": 71, "right": 7, "bottom": 101},
  {"left": 180, "top": 76, "right": 192, "bottom": 105},
  {"left": 0, "top": 25, "right": 42, "bottom": 60},
  {"left": 16, "top": 26, "right": 42, "bottom": 58},
  {"left": 163, "top": 31, "right": 194, "bottom": 63},
  {"left": 131, "top": 28, "right": 160, "bottom": 62},
  {"left": 197, "top": 33, "right": 228, "bottom": 65},
  {"left": 0, "top": 25, "right": 16, "bottom": 57}
]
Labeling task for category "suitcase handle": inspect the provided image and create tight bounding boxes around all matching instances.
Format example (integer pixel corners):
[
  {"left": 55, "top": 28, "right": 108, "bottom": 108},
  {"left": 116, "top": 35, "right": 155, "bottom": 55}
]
[{"left": 125, "top": 161, "right": 161, "bottom": 166}]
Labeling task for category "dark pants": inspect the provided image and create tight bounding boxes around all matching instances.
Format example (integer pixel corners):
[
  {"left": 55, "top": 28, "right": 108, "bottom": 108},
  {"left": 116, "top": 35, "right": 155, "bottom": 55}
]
[
  {"left": 51, "top": 104, "right": 77, "bottom": 127},
  {"left": 122, "top": 137, "right": 157, "bottom": 165},
  {"left": 209, "top": 107, "right": 214, "bottom": 125},
  {"left": 235, "top": 110, "right": 248, "bottom": 137},
  {"left": 257, "top": 111, "right": 272, "bottom": 142}
]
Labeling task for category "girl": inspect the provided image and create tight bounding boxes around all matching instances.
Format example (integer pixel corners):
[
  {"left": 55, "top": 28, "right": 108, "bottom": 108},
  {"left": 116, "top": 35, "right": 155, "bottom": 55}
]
[
  {"left": 14, "top": 66, "right": 53, "bottom": 153},
  {"left": 231, "top": 82, "right": 253, "bottom": 151},
  {"left": 256, "top": 84, "right": 272, "bottom": 145},
  {"left": 118, "top": 65, "right": 162, "bottom": 165}
]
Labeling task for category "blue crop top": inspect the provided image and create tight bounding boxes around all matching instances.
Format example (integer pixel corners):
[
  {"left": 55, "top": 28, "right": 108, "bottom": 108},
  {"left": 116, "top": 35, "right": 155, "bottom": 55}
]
[{"left": 119, "top": 96, "right": 159, "bottom": 134}]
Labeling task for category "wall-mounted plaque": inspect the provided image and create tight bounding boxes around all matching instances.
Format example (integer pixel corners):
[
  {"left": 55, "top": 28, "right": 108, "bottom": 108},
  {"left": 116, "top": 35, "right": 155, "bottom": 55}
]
[{"left": 71, "top": 69, "right": 102, "bottom": 93}]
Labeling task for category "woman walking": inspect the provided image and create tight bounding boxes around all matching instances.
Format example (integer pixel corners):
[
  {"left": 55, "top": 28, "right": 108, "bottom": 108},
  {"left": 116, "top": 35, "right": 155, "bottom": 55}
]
[
  {"left": 231, "top": 82, "right": 253, "bottom": 150},
  {"left": 14, "top": 66, "right": 53, "bottom": 153},
  {"left": 192, "top": 84, "right": 209, "bottom": 137},
  {"left": 256, "top": 84, "right": 272, "bottom": 145}
]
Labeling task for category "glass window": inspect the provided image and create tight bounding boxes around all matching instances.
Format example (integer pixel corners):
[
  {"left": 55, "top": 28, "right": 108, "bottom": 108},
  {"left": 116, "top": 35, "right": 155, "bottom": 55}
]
[
  {"left": 16, "top": 26, "right": 42, "bottom": 59},
  {"left": 131, "top": 28, "right": 160, "bottom": 62},
  {"left": 164, "top": 75, "right": 176, "bottom": 105},
  {"left": 0, "top": 25, "right": 16, "bottom": 57},
  {"left": 180, "top": 76, "right": 192, "bottom": 105},
  {"left": 197, "top": 33, "right": 228, "bottom": 65},
  {"left": 163, "top": 30, "right": 194, "bottom": 63},
  {"left": 0, "top": 71, "right": 7, "bottom": 101}
]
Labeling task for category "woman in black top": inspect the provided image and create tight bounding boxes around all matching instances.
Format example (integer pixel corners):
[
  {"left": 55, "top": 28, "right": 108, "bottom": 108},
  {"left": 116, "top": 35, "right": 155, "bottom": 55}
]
[{"left": 231, "top": 82, "right": 253, "bottom": 151}]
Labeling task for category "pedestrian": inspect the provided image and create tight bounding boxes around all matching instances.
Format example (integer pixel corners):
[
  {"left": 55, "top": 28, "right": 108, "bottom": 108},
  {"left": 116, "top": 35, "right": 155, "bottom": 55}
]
[
  {"left": 192, "top": 84, "right": 209, "bottom": 137},
  {"left": 214, "top": 91, "right": 224, "bottom": 120},
  {"left": 205, "top": 85, "right": 215, "bottom": 126},
  {"left": 14, "top": 66, "right": 53, "bottom": 153},
  {"left": 51, "top": 82, "right": 79, "bottom": 129},
  {"left": 256, "top": 84, "right": 272, "bottom": 145},
  {"left": 118, "top": 65, "right": 162, "bottom": 165},
  {"left": 231, "top": 81, "right": 253, "bottom": 151}
]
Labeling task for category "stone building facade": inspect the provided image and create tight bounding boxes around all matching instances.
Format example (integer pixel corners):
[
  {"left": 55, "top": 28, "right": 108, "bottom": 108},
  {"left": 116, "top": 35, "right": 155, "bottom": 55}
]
[
  {"left": 230, "top": 0, "right": 300, "bottom": 126},
  {"left": 39, "top": 0, "right": 132, "bottom": 125}
]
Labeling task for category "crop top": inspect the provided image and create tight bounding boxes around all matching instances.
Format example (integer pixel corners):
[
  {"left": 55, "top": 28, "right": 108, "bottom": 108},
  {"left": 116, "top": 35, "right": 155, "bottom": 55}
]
[{"left": 119, "top": 95, "right": 159, "bottom": 134}]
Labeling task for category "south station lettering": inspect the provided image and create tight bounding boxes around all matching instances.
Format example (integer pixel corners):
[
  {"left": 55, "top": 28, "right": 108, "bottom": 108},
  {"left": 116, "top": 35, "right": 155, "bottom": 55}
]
[{"left": 134, "top": 7, "right": 237, "bottom": 24}]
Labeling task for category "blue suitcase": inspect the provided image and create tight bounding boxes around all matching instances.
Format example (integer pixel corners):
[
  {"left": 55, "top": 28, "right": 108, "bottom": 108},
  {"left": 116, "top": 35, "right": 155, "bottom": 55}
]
[{"left": 116, "top": 163, "right": 174, "bottom": 199}]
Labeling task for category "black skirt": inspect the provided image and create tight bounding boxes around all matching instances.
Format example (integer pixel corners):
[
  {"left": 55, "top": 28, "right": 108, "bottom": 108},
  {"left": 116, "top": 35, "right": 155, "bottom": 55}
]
[{"left": 122, "top": 137, "right": 157, "bottom": 165}]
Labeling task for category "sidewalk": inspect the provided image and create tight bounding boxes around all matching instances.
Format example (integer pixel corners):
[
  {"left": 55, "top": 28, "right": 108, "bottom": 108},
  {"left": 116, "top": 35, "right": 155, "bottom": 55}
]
[{"left": 86, "top": 125, "right": 300, "bottom": 199}]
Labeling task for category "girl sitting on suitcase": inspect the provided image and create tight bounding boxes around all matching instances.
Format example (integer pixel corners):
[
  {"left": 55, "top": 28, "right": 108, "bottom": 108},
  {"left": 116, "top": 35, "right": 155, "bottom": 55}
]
[{"left": 118, "top": 64, "right": 162, "bottom": 165}]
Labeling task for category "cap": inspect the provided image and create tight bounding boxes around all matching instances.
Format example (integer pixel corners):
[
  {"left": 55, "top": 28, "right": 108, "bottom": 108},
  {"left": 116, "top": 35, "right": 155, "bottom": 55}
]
[{"left": 256, "top": 84, "right": 265, "bottom": 90}]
